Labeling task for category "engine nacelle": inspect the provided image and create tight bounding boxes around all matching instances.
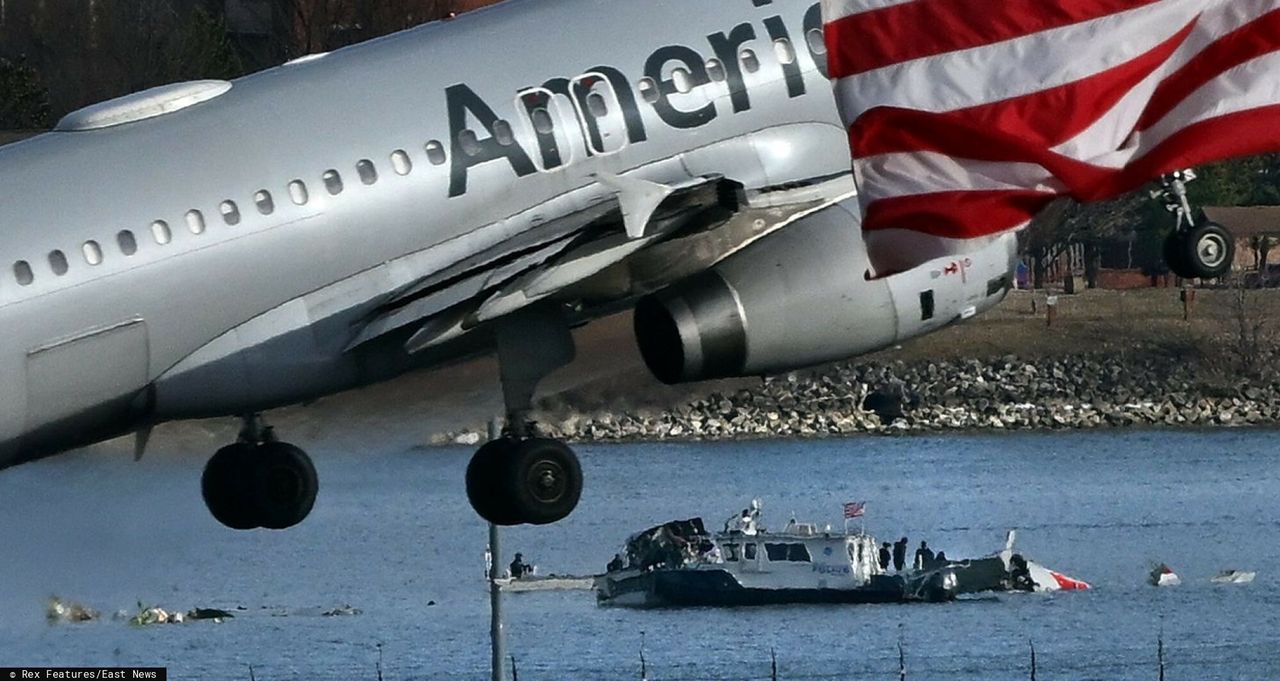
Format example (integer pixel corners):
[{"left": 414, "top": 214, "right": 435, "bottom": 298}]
[{"left": 634, "top": 198, "right": 1017, "bottom": 384}]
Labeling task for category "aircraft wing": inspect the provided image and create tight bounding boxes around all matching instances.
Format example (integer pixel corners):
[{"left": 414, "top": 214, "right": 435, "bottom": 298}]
[{"left": 345, "top": 175, "right": 851, "bottom": 356}]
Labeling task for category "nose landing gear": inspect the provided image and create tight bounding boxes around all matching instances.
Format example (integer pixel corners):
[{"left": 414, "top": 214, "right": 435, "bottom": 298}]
[
  {"left": 201, "top": 416, "right": 318, "bottom": 531},
  {"left": 465, "top": 306, "right": 584, "bottom": 526}
]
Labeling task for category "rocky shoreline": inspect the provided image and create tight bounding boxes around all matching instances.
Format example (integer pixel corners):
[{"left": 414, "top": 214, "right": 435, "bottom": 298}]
[{"left": 434, "top": 354, "right": 1280, "bottom": 445}]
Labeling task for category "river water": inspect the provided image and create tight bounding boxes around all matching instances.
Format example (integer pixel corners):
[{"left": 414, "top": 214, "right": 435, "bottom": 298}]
[{"left": 2, "top": 430, "right": 1279, "bottom": 680}]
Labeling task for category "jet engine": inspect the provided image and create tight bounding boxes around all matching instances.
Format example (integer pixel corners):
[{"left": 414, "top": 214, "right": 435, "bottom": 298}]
[{"left": 634, "top": 198, "right": 1017, "bottom": 384}]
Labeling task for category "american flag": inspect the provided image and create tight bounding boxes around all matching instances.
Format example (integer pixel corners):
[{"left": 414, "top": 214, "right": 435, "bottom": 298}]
[
  {"left": 844, "top": 501, "right": 866, "bottom": 519},
  {"left": 822, "top": 0, "right": 1280, "bottom": 274}
]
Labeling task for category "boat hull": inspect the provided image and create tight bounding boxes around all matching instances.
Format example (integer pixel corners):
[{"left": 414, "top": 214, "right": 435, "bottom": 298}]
[{"left": 597, "top": 569, "right": 927, "bottom": 608}]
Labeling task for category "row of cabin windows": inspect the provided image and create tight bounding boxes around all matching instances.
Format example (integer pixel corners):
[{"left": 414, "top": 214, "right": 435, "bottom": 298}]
[
  {"left": 7, "top": 32, "right": 827, "bottom": 289},
  {"left": 722, "top": 543, "right": 813, "bottom": 563},
  {"left": 8, "top": 146, "right": 442, "bottom": 288}
]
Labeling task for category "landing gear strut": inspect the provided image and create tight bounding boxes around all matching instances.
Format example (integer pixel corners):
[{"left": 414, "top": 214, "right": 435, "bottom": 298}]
[
  {"left": 201, "top": 415, "right": 318, "bottom": 530},
  {"left": 465, "top": 306, "right": 584, "bottom": 526}
]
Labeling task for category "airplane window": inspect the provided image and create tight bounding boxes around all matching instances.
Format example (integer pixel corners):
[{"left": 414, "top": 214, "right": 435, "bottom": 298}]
[
  {"left": 13, "top": 261, "right": 33, "bottom": 286},
  {"left": 255, "top": 190, "right": 275, "bottom": 215},
  {"left": 356, "top": 160, "right": 378, "bottom": 186},
  {"left": 740, "top": 48, "right": 760, "bottom": 74},
  {"left": 289, "top": 180, "right": 309, "bottom": 205},
  {"left": 186, "top": 209, "right": 206, "bottom": 235},
  {"left": 391, "top": 150, "right": 413, "bottom": 176},
  {"left": 671, "top": 68, "right": 694, "bottom": 94},
  {"left": 323, "top": 170, "right": 344, "bottom": 195},
  {"left": 82, "top": 241, "right": 103, "bottom": 266},
  {"left": 586, "top": 94, "right": 609, "bottom": 118},
  {"left": 151, "top": 220, "right": 172, "bottom": 245},
  {"left": 220, "top": 201, "right": 242, "bottom": 226},
  {"left": 807, "top": 28, "right": 827, "bottom": 56},
  {"left": 493, "top": 120, "right": 516, "bottom": 147},
  {"left": 458, "top": 130, "right": 482, "bottom": 157},
  {"left": 425, "top": 140, "right": 447, "bottom": 166},
  {"left": 637, "top": 78, "right": 660, "bottom": 104},
  {"left": 530, "top": 108, "right": 555, "bottom": 134},
  {"left": 48, "top": 250, "right": 69, "bottom": 276},
  {"left": 775, "top": 38, "right": 797, "bottom": 66},
  {"left": 117, "top": 230, "right": 138, "bottom": 256},
  {"left": 706, "top": 58, "right": 727, "bottom": 83}
]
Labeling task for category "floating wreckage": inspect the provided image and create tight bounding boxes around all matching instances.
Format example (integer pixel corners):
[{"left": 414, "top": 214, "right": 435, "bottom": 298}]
[
  {"left": 46, "top": 597, "right": 99, "bottom": 624},
  {"left": 1211, "top": 569, "right": 1256, "bottom": 585},
  {"left": 594, "top": 505, "right": 1088, "bottom": 608},
  {"left": 950, "top": 530, "right": 1091, "bottom": 594},
  {"left": 1149, "top": 563, "right": 1181, "bottom": 587}
]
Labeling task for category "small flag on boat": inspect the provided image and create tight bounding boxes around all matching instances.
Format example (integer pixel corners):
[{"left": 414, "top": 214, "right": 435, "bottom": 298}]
[{"left": 844, "top": 501, "right": 866, "bottom": 519}]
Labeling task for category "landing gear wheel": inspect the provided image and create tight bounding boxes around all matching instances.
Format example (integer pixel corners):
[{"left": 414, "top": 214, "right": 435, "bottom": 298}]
[
  {"left": 253, "top": 442, "right": 319, "bottom": 530},
  {"left": 202, "top": 443, "right": 259, "bottom": 531},
  {"left": 1167, "top": 222, "right": 1234, "bottom": 279},
  {"left": 502, "top": 438, "right": 582, "bottom": 526},
  {"left": 466, "top": 438, "right": 522, "bottom": 526}
]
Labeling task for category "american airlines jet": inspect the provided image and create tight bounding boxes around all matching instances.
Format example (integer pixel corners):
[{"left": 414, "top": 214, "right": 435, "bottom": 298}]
[{"left": 0, "top": 0, "right": 1016, "bottom": 531}]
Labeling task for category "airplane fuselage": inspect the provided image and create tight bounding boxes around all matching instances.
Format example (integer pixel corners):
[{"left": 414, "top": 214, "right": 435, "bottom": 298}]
[{"left": 0, "top": 0, "right": 851, "bottom": 466}]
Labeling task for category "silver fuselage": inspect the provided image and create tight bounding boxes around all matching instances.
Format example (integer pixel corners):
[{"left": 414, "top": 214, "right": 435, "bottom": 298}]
[{"left": 0, "top": 0, "right": 850, "bottom": 465}]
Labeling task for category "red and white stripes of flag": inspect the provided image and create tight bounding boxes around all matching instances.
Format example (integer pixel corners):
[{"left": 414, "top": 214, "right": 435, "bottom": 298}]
[
  {"left": 844, "top": 501, "right": 866, "bottom": 519},
  {"left": 822, "top": 0, "right": 1280, "bottom": 272}
]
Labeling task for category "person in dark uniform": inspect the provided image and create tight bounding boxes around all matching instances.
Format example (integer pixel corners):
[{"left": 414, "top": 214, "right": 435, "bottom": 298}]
[
  {"left": 892, "top": 537, "right": 908, "bottom": 572},
  {"left": 509, "top": 553, "right": 530, "bottom": 578},
  {"left": 878, "top": 542, "right": 892, "bottom": 571},
  {"left": 607, "top": 553, "right": 625, "bottom": 572},
  {"left": 914, "top": 541, "right": 935, "bottom": 570},
  {"left": 1009, "top": 554, "right": 1034, "bottom": 591}
]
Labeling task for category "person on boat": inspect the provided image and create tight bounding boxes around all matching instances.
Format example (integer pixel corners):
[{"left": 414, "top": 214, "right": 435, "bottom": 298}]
[
  {"left": 893, "top": 537, "right": 908, "bottom": 572},
  {"left": 1008, "top": 554, "right": 1034, "bottom": 591},
  {"left": 725, "top": 509, "right": 752, "bottom": 534},
  {"left": 510, "top": 553, "right": 531, "bottom": 579},
  {"left": 607, "top": 554, "right": 626, "bottom": 573},
  {"left": 934, "top": 551, "right": 948, "bottom": 566},
  {"left": 914, "top": 541, "right": 935, "bottom": 570},
  {"left": 878, "top": 543, "right": 892, "bottom": 571}
]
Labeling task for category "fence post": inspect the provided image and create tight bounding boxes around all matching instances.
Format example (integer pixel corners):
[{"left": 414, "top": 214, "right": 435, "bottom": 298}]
[
  {"left": 1029, "top": 640, "right": 1037, "bottom": 681},
  {"left": 1158, "top": 635, "right": 1166, "bottom": 681},
  {"left": 771, "top": 647, "right": 778, "bottom": 681},
  {"left": 640, "top": 631, "right": 649, "bottom": 681},
  {"left": 376, "top": 642, "right": 384, "bottom": 681},
  {"left": 510, "top": 655, "right": 519, "bottom": 681},
  {"left": 898, "top": 642, "right": 907, "bottom": 681},
  {"left": 247, "top": 665, "right": 256, "bottom": 681}
]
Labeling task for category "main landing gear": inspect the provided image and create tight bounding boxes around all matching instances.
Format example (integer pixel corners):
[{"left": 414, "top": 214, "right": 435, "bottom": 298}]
[
  {"left": 1153, "top": 169, "right": 1235, "bottom": 280},
  {"left": 201, "top": 415, "right": 318, "bottom": 530},
  {"left": 465, "top": 306, "right": 584, "bottom": 526}
]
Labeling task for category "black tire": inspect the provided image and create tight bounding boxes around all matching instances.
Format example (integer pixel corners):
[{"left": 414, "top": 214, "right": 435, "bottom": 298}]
[
  {"left": 1180, "top": 222, "right": 1235, "bottom": 279},
  {"left": 466, "top": 439, "right": 522, "bottom": 526},
  {"left": 201, "top": 444, "right": 259, "bottom": 531},
  {"left": 501, "top": 438, "right": 583, "bottom": 526},
  {"left": 253, "top": 442, "right": 319, "bottom": 530}
]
